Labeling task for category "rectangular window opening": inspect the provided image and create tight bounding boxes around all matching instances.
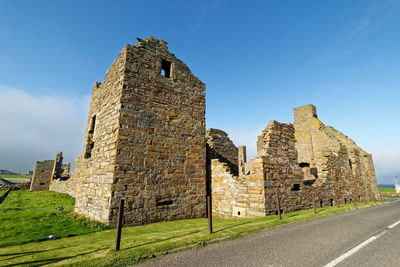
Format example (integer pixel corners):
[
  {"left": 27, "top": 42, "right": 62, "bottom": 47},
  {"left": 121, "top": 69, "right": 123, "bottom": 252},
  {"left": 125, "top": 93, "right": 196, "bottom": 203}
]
[
  {"left": 161, "top": 59, "right": 171, "bottom": 78},
  {"left": 157, "top": 199, "right": 173, "bottom": 206},
  {"left": 299, "top": 162, "right": 310, "bottom": 168}
]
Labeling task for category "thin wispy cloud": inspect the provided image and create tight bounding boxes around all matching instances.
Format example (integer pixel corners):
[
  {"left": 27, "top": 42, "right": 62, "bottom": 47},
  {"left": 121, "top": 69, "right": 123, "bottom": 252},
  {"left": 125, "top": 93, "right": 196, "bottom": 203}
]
[
  {"left": 0, "top": 84, "right": 90, "bottom": 173},
  {"left": 313, "top": 0, "right": 400, "bottom": 65}
]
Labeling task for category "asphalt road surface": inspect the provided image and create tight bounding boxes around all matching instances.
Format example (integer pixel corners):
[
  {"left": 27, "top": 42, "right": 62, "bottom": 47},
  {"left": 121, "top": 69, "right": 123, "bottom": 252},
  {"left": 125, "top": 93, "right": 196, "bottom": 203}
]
[
  {"left": 0, "top": 177, "right": 30, "bottom": 185},
  {"left": 138, "top": 200, "right": 400, "bottom": 267}
]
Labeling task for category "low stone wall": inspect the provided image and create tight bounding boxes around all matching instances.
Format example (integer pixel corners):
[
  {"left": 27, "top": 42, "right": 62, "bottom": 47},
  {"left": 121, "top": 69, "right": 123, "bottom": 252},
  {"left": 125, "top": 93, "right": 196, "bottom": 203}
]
[
  {"left": 49, "top": 178, "right": 76, "bottom": 198},
  {"left": 0, "top": 182, "right": 31, "bottom": 191},
  {"left": 211, "top": 158, "right": 266, "bottom": 218},
  {"left": 380, "top": 192, "right": 400, "bottom": 198}
]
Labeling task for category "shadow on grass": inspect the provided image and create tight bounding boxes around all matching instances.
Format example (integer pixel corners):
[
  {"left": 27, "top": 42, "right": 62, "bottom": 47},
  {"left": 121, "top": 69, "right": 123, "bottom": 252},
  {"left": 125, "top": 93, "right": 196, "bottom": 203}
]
[
  {"left": 123, "top": 230, "right": 201, "bottom": 250},
  {"left": 213, "top": 221, "right": 252, "bottom": 233},
  {"left": 4, "top": 248, "right": 107, "bottom": 267}
]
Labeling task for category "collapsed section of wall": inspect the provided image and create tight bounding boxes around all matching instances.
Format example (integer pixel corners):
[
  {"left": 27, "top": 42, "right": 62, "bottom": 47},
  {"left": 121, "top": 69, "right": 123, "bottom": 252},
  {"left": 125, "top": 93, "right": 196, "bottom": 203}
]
[
  {"left": 30, "top": 152, "right": 71, "bottom": 192},
  {"left": 209, "top": 121, "right": 312, "bottom": 218}
]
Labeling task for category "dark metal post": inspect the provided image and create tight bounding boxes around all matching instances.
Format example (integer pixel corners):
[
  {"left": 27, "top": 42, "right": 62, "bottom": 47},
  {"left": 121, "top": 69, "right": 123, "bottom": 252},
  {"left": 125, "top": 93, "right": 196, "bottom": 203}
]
[
  {"left": 276, "top": 192, "right": 282, "bottom": 220},
  {"left": 312, "top": 191, "right": 316, "bottom": 214},
  {"left": 115, "top": 199, "right": 125, "bottom": 251},
  {"left": 207, "top": 196, "right": 213, "bottom": 234}
]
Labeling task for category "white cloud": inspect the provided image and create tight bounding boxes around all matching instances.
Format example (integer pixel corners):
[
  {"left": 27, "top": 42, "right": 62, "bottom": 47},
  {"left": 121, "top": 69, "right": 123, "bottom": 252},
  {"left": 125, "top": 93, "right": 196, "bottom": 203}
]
[
  {"left": 0, "top": 84, "right": 90, "bottom": 173},
  {"left": 368, "top": 147, "right": 400, "bottom": 184}
]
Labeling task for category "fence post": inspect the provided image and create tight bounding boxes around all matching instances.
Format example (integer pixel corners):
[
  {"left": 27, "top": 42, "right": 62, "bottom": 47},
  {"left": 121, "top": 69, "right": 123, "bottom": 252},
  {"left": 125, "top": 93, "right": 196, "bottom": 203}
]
[
  {"left": 276, "top": 192, "right": 282, "bottom": 220},
  {"left": 312, "top": 191, "right": 316, "bottom": 214},
  {"left": 207, "top": 196, "right": 213, "bottom": 234},
  {"left": 115, "top": 199, "right": 125, "bottom": 251}
]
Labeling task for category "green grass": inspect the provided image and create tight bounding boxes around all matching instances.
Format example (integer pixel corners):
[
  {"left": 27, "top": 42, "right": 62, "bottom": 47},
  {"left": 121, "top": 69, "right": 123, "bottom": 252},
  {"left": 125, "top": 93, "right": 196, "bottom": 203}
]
[
  {"left": 379, "top": 187, "right": 396, "bottom": 192},
  {"left": 0, "top": 191, "right": 107, "bottom": 248},
  {"left": 0, "top": 199, "right": 384, "bottom": 267},
  {"left": 0, "top": 174, "right": 29, "bottom": 179}
]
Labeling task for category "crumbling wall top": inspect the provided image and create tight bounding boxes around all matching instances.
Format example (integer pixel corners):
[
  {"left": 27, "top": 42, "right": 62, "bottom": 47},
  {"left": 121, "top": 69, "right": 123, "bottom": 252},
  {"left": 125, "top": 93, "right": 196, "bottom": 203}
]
[{"left": 135, "top": 36, "right": 168, "bottom": 49}]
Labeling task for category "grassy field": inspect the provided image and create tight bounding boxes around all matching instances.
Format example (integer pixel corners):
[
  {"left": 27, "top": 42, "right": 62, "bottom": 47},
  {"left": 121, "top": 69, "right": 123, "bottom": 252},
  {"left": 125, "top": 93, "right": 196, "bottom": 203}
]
[
  {"left": 0, "top": 191, "right": 107, "bottom": 248},
  {"left": 378, "top": 187, "right": 396, "bottom": 192},
  {"left": 0, "top": 174, "right": 29, "bottom": 179},
  {"left": 0, "top": 194, "right": 384, "bottom": 266}
]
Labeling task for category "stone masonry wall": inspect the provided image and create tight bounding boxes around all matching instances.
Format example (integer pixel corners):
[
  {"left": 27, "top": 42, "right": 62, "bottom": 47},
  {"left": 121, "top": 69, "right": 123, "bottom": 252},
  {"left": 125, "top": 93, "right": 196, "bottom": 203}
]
[
  {"left": 49, "top": 178, "right": 76, "bottom": 197},
  {"left": 294, "top": 104, "right": 380, "bottom": 203},
  {"left": 70, "top": 45, "right": 127, "bottom": 223},
  {"left": 210, "top": 121, "right": 312, "bottom": 218},
  {"left": 31, "top": 152, "right": 72, "bottom": 193},
  {"left": 71, "top": 37, "right": 206, "bottom": 226},
  {"left": 30, "top": 160, "right": 55, "bottom": 191},
  {"left": 206, "top": 128, "right": 238, "bottom": 175},
  {"left": 258, "top": 121, "right": 313, "bottom": 214}
]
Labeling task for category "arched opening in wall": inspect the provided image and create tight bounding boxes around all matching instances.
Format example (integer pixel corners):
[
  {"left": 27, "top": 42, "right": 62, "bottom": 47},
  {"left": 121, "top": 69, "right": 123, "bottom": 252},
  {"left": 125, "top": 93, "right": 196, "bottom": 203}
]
[
  {"left": 330, "top": 199, "right": 333, "bottom": 206},
  {"left": 320, "top": 200, "right": 323, "bottom": 207}
]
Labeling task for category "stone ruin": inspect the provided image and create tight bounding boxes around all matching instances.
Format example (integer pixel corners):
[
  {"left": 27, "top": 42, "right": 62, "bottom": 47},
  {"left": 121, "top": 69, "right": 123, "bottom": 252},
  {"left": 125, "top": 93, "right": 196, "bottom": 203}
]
[
  {"left": 30, "top": 37, "right": 380, "bottom": 225},
  {"left": 30, "top": 152, "right": 71, "bottom": 191},
  {"left": 208, "top": 105, "right": 380, "bottom": 218}
]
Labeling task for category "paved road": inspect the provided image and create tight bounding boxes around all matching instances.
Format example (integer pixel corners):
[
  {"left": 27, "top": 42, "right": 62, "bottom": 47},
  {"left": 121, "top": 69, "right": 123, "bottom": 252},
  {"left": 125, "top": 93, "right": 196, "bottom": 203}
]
[
  {"left": 138, "top": 201, "right": 400, "bottom": 267},
  {"left": 0, "top": 178, "right": 30, "bottom": 185}
]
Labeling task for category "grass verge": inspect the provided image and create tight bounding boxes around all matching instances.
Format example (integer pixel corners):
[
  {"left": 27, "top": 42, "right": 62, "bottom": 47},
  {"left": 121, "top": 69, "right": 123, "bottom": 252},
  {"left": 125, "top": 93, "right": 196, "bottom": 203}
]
[
  {"left": 0, "top": 199, "right": 384, "bottom": 266},
  {"left": 0, "top": 191, "right": 107, "bottom": 248},
  {"left": 0, "top": 174, "right": 29, "bottom": 179},
  {"left": 379, "top": 187, "right": 396, "bottom": 192}
]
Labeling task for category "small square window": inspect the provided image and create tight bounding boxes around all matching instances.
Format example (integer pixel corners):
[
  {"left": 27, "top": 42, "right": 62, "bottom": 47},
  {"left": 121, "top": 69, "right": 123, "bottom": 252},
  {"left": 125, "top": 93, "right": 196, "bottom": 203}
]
[
  {"left": 161, "top": 59, "right": 171, "bottom": 78},
  {"left": 291, "top": 184, "right": 300, "bottom": 191}
]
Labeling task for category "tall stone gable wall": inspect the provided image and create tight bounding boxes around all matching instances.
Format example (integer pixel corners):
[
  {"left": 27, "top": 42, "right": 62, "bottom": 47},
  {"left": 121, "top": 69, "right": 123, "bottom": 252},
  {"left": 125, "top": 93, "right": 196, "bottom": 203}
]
[
  {"left": 71, "top": 37, "right": 206, "bottom": 226},
  {"left": 294, "top": 104, "right": 380, "bottom": 202}
]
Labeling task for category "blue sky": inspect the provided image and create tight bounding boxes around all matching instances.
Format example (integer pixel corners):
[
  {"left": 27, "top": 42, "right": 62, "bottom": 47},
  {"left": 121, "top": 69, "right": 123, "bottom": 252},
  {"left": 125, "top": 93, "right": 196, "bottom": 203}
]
[{"left": 0, "top": 0, "right": 399, "bottom": 183}]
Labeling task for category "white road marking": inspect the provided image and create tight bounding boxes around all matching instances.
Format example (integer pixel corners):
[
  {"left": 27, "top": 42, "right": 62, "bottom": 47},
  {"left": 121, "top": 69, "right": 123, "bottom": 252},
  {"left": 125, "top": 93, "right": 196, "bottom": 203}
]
[
  {"left": 324, "top": 230, "right": 387, "bottom": 267},
  {"left": 388, "top": 219, "right": 400, "bottom": 229}
]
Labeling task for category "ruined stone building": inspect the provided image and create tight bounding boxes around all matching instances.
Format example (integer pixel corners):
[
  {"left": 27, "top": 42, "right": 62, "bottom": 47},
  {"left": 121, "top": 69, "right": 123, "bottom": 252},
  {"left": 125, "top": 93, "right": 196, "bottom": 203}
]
[
  {"left": 31, "top": 37, "right": 380, "bottom": 225},
  {"left": 208, "top": 105, "right": 379, "bottom": 218},
  {"left": 71, "top": 37, "right": 205, "bottom": 226},
  {"left": 30, "top": 152, "right": 70, "bottom": 191}
]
